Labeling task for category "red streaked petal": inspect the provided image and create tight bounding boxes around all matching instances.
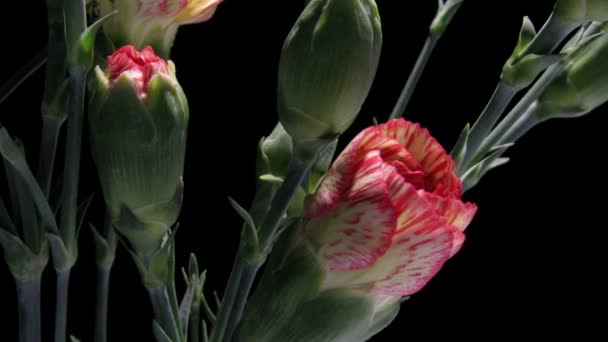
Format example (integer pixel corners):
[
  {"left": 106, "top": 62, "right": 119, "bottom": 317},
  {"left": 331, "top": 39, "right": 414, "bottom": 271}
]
[
  {"left": 423, "top": 192, "right": 478, "bottom": 232},
  {"left": 307, "top": 126, "right": 423, "bottom": 218},
  {"left": 369, "top": 222, "right": 454, "bottom": 296},
  {"left": 378, "top": 118, "right": 462, "bottom": 197},
  {"left": 305, "top": 150, "right": 397, "bottom": 271}
]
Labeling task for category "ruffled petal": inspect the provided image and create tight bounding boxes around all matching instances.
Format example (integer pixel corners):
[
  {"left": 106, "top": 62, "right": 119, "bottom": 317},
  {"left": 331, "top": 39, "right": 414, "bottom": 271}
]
[
  {"left": 305, "top": 151, "right": 397, "bottom": 270},
  {"left": 369, "top": 220, "right": 454, "bottom": 296},
  {"left": 323, "top": 182, "right": 455, "bottom": 296},
  {"left": 378, "top": 118, "right": 462, "bottom": 197},
  {"left": 307, "top": 126, "right": 423, "bottom": 218}
]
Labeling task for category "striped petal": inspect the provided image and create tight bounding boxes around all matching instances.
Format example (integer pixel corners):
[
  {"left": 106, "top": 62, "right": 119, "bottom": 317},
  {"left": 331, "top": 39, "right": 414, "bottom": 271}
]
[
  {"left": 307, "top": 126, "right": 422, "bottom": 218},
  {"left": 378, "top": 118, "right": 462, "bottom": 198},
  {"left": 323, "top": 181, "right": 453, "bottom": 296},
  {"left": 423, "top": 192, "right": 477, "bottom": 256},
  {"left": 370, "top": 221, "right": 453, "bottom": 296},
  {"left": 305, "top": 151, "right": 397, "bottom": 270}
]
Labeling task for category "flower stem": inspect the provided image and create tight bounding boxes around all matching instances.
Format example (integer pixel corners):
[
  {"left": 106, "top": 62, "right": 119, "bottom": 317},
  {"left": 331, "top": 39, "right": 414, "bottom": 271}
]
[
  {"left": 496, "top": 102, "right": 543, "bottom": 147},
  {"left": 467, "top": 64, "right": 564, "bottom": 169},
  {"left": 388, "top": 34, "right": 440, "bottom": 120},
  {"left": 54, "top": 270, "right": 71, "bottom": 342},
  {"left": 94, "top": 265, "right": 112, "bottom": 342},
  {"left": 456, "top": 82, "right": 517, "bottom": 174},
  {"left": 210, "top": 140, "right": 330, "bottom": 342},
  {"left": 16, "top": 276, "right": 42, "bottom": 342},
  {"left": 148, "top": 286, "right": 181, "bottom": 342},
  {"left": 42, "top": 0, "right": 66, "bottom": 116},
  {"left": 37, "top": 117, "right": 64, "bottom": 198}
]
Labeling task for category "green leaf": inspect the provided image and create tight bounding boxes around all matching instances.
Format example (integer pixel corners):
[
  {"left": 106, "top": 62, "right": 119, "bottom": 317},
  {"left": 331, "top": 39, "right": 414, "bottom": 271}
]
[
  {"left": 513, "top": 17, "right": 537, "bottom": 59},
  {"left": 179, "top": 279, "right": 194, "bottom": 334},
  {"left": 70, "top": 11, "right": 117, "bottom": 71},
  {"left": 450, "top": 123, "right": 470, "bottom": 167},
  {"left": 0, "top": 228, "right": 48, "bottom": 279},
  {"left": 0, "top": 127, "right": 58, "bottom": 233},
  {"left": 228, "top": 197, "right": 259, "bottom": 251},
  {"left": 0, "top": 48, "right": 47, "bottom": 105}
]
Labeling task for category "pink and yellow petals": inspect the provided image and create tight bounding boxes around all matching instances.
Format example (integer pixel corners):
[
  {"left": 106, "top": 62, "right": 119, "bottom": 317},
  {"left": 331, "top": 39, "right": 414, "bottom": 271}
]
[
  {"left": 138, "top": 0, "right": 222, "bottom": 24},
  {"left": 305, "top": 118, "right": 477, "bottom": 297},
  {"left": 106, "top": 46, "right": 170, "bottom": 97}
]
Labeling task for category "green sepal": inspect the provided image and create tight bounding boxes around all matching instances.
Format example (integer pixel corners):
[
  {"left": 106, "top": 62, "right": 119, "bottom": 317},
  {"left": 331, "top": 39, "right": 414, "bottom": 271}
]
[
  {"left": 47, "top": 233, "right": 77, "bottom": 272},
  {"left": 241, "top": 245, "right": 326, "bottom": 341},
  {"left": 125, "top": 231, "right": 175, "bottom": 289},
  {"left": 360, "top": 300, "right": 402, "bottom": 340},
  {"left": 0, "top": 229, "right": 49, "bottom": 280},
  {"left": 502, "top": 53, "right": 564, "bottom": 90},
  {"left": 268, "top": 290, "right": 375, "bottom": 342},
  {"left": 502, "top": 18, "right": 564, "bottom": 89},
  {"left": 511, "top": 17, "right": 537, "bottom": 61},
  {"left": 430, "top": 0, "right": 464, "bottom": 36},
  {"left": 90, "top": 223, "right": 118, "bottom": 268}
]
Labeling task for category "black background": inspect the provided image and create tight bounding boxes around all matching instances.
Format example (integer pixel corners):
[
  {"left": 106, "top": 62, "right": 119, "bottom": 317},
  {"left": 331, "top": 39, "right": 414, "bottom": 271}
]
[{"left": 1, "top": 0, "right": 607, "bottom": 341}]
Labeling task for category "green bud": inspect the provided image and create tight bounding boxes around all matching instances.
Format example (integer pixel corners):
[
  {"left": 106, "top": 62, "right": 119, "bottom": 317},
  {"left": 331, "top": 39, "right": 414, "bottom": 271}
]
[
  {"left": 430, "top": 0, "right": 464, "bottom": 36},
  {"left": 555, "top": 0, "right": 608, "bottom": 23},
  {"left": 257, "top": 123, "right": 294, "bottom": 179},
  {"left": 278, "top": 0, "right": 383, "bottom": 142},
  {"left": 89, "top": 46, "right": 188, "bottom": 255},
  {"left": 537, "top": 23, "right": 608, "bottom": 119}
]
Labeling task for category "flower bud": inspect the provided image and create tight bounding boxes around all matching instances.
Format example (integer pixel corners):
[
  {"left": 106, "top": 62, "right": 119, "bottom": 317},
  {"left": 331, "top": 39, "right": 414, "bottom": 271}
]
[
  {"left": 278, "top": 0, "right": 382, "bottom": 142},
  {"left": 98, "top": 0, "right": 222, "bottom": 57},
  {"left": 88, "top": 46, "right": 188, "bottom": 254},
  {"left": 537, "top": 23, "right": 608, "bottom": 119},
  {"left": 555, "top": 0, "right": 608, "bottom": 23},
  {"left": 241, "top": 119, "right": 477, "bottom": 341}
]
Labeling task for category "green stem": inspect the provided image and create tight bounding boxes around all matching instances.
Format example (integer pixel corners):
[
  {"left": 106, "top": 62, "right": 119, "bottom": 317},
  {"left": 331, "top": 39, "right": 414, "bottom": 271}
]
[
  {"left": 0, "top": 49, "right": 47, "bottom": 105},
  {"left": 54, "top": 270, "right": 71, "bottom": 342},
  {"left": 388, "top": 34, "right": 440, "bottom": 120},
  {"left": 496, "top": 102, "right": 543, "bottom": 146},
  {"left": 210, "top": 140, "right": 328, "bottom": 342},
  {"left": 60, "top": 69, "right": 85, "bottom": 251},
  {"left": 223, "top": 263, "right": 257, "bottom": 342},
  {"left": 457, "top": 82, "right": 517, "bottom": 174},
  {"left": 37, "top": 117, "right": 64, "bottom": 198},
  {"left": 16, "top": 276, "right": 42, "bottom": 342},
  {"left": 148, "top": 286, "right": 181, "bottom": 342},
  {"left": 189, "top": 303, "right": 201, "bottom": 342},
  {"left": 42, "top": 0, "right": 66, "bottom": 116},
  {"left": 94, "top": 265, "right": 112, "bottom": 342},
  {"left": 468, "top": 64, "right": 564, "bottom": 168}
]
